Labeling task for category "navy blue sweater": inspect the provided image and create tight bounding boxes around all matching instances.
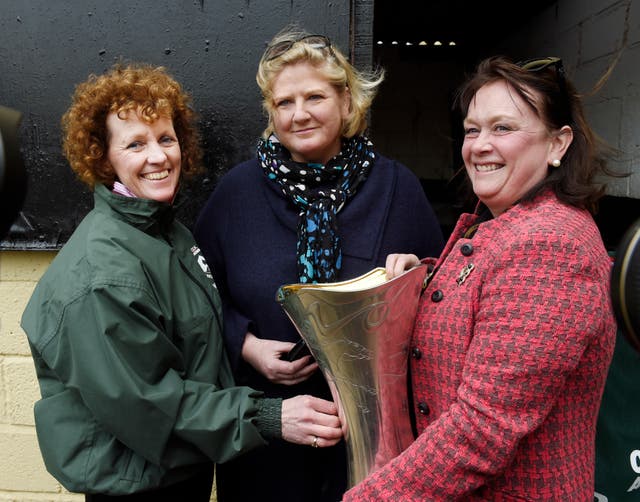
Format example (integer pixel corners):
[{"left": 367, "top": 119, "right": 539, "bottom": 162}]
[{"left": 194, "top": 154, "right": 444, "bottom": 398}]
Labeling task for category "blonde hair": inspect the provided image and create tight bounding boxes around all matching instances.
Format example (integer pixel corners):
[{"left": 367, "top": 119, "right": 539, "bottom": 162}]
[
  {"left": 256, "top": 26, "right": 384, "bottom": 139},
  {"left": 61, "top": 62, "right": 202, "bottom": 188}
]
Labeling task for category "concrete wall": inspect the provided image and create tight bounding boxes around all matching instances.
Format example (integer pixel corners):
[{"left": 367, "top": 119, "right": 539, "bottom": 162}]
[{"left": 496, "top": 0, "right": 640, "bottom": 199}]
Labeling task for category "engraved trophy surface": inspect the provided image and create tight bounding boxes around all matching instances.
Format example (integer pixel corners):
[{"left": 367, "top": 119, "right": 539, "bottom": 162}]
[{"left": 276, "top": 265, "right": 426, "bottom": 488}]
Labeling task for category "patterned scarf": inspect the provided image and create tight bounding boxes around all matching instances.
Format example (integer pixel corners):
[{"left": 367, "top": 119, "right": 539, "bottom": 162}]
[{"left": 258, "top": 134, "right": 375, "bottom": 283}]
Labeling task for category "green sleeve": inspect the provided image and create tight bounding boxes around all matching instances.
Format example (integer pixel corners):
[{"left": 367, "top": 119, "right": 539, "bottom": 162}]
[{"left": 37, "top": 282, "right": 276, "bottom": 467}]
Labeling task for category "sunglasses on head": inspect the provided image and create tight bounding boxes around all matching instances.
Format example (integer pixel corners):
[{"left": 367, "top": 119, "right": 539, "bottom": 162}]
[
  {"left": 518, "top": 56, "right": 565, "bottom": 77},
  {"left": 517, "top": 56, "right": 572, "bottom": 122},
  {"left": 518, "top": 56, "right": 567, "bottom": 96},
  {"left": 263, "top": 34, "right": 335, "bottom": 62}
]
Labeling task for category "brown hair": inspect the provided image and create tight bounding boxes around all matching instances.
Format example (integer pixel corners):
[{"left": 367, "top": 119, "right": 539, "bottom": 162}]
[
  {"left": 61, "top": 63, "right": 202, "bottom": 188},
  {"left": 455, "top": 56, "right": 619, "bottom": 213}
]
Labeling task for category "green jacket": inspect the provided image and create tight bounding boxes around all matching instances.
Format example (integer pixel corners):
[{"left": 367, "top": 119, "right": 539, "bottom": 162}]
[
  {"left": 21, "top": 185, "right": 281, "bottom": 495},
  {"left": 594, "top": 330, "right": 640, "bottom": 500}
]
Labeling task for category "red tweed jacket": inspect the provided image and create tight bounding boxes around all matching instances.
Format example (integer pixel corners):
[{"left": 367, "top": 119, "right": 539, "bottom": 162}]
[{"left": 344, "top": 191, "right": 616, "bottom": 501}]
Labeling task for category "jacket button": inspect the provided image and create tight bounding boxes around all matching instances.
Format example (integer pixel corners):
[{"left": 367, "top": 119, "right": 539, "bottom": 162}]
[
  {"left": 411, "top": 347, "right": 422, "bottom": 360},
  {"left": 417, "top": 402, "right": 430, "bottom": 415},
  {"left": 460, "top": 243, "right": 474, "bottom": 256},
  {"left": 431, "top": 289, "right": 443, "bottom": 302}
]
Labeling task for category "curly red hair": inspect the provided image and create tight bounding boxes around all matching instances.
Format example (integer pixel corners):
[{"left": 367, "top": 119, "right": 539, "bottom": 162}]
[{"left": 61, "top": 63, "right": 202, "bottom": 188}]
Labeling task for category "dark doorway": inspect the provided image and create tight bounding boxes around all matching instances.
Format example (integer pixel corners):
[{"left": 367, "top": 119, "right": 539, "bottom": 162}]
[{"left": 369, "top": 1, "right": 639, "bottom": 247}]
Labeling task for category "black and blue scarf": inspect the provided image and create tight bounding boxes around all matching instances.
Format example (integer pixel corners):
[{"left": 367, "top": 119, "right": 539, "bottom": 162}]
[{"left": 257, "top": 134, "right": 375, "bottom": 283}]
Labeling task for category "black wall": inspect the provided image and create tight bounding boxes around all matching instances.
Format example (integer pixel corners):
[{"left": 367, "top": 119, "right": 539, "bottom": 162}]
[{"left": 0, "top": 0, "right": 357, "bottom": 249}]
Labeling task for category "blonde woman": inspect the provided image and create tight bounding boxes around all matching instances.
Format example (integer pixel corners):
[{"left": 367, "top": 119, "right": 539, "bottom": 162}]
[{"left": 194, "top": 27, "right": 444, "bottom": 502}]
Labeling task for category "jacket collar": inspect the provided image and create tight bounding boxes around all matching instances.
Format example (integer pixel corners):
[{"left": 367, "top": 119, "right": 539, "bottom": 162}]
[
  {"left": 455, "top": 189, "right": 558, "bottom": 242},
  {"left": 94, "top": 184, "right": 175, "bottom": 233}
]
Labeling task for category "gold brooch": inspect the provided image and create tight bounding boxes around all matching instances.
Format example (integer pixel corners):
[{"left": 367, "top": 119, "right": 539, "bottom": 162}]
[{"left": 456, "top": 263, "right": 475, "bottom": 285}]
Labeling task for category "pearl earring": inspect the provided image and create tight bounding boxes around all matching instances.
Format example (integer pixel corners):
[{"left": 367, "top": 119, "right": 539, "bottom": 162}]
[{"left": 551, "top": 159, "right": 561, "bottom": 167}]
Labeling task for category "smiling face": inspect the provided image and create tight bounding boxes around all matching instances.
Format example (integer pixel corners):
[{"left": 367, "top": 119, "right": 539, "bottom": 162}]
[
  {"left": 106, "top": 111, "right": 181, "bottom": 203},
  {"left": 462, "top": 80, "right": 570, "bottom": 217},
  {"left": 270, "top": 61, "right": 351, "bottom": 164}
]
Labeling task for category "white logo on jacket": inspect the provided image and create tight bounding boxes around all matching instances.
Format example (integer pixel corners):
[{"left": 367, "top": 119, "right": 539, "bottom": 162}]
[{"left": 191, "top": 245, "right": 215, "bottom": 283}]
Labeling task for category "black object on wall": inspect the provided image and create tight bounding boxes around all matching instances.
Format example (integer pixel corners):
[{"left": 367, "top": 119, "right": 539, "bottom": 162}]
[
  {"left": 0, "top": 0, "right": 370, "bottom": 249},
  {"left": 0, "top": 105, "right": 26, "bottom": 239},
  {"left": 611, "top": 218, "right": 640, "bottom": 352}
]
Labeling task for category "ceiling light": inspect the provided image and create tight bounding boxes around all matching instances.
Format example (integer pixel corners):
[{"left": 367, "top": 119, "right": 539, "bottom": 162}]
[{"left": 434, "top": 41, "right": 442, "bottom": 46}]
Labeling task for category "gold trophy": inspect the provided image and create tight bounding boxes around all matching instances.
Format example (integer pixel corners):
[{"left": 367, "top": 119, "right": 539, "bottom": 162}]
[{"left": 276, "top": 265, "right": 427, "bottom": 487}]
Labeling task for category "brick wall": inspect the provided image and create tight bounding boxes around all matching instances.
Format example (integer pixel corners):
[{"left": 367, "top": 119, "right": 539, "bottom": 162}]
[
  {"left": 496, "top": 0, "right": 640, "bottom": 199},
  {"left": 0, "top": 250, "right": 81, "bottom": 501}
]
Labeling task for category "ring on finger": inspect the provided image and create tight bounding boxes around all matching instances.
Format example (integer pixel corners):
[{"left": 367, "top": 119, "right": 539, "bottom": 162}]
[{"left": 312, "top": 436, "right": 319, "bottom": 448}]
